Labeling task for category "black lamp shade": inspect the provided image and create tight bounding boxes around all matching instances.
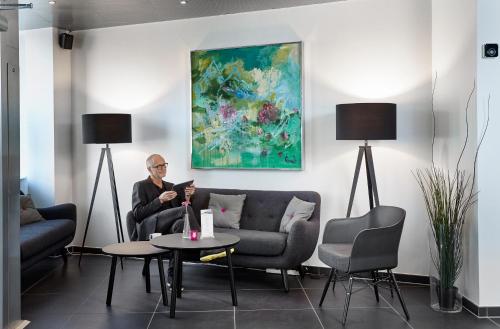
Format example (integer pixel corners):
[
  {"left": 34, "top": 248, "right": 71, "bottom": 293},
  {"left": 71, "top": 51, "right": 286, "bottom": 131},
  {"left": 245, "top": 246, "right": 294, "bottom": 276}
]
[
  {"left": 82, "top": 113, "right": 132, "bottom": 144},
  {"left": 336, "top": 103, "right": 396, "bottom": 140}
]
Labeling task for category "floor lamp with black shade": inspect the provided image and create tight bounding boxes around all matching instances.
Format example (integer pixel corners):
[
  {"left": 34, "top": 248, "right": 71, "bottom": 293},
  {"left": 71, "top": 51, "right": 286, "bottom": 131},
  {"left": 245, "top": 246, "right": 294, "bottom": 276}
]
[
  {"left": 78, "top": 113, "right": 132, "bottom": 265},
  {"left": 336, "top": 103, "right": 396, "bottom": 217}
]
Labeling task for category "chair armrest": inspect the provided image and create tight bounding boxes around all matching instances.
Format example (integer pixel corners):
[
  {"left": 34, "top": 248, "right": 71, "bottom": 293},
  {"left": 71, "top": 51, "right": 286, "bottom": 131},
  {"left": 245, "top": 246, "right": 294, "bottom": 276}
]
[
  {"left": 281, "top": 220, "right": 320, "bottom": 266},
  {"left": 322, "top": 216, "right": 369, "bottom": 244},
  {"left": 170, "top": 218, "right": 184, "bottom": 234},
  {"left": 37, "top": 203, "right": 76, "bottom": 222}
]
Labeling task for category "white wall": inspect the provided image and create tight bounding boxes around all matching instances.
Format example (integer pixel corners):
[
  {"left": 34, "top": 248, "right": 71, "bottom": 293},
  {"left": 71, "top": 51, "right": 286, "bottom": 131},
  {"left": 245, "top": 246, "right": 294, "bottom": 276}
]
[
  {"left": 476, "top": 0, "right": 500, "bottom": 308},
  {"left": 20, "top": 28, "right": 55, "bottom": 207},
  {"left": 52, "top": 29, "right": 73, "bottom": 204},
  {"left": 71, "top": 0, "right": 433, "bottom": 274},
  {"left": 431, "top": 0, "right": 479, "bottom": 305},
  {"left": 432, "top": 0, "right": 500, "bottom": 308},
  {"left": 19, "top": 27, "right": 72, "bottom": 207}
]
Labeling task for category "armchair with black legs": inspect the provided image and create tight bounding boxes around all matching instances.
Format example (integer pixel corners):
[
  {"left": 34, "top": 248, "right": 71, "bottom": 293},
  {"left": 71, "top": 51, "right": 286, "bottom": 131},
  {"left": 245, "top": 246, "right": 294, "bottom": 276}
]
[{"left": 317, "top": 206, "right": 410, "bottom": 325}]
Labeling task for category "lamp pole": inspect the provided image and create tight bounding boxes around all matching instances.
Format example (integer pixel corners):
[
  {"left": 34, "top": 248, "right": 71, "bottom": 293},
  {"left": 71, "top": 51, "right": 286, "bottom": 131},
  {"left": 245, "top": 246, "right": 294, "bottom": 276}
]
[
  {"left": 346, "top": 141, "right": 380, "bottom": 218},
  {"left": 78, "top": 144, "right": 125, "bottom": 266}
]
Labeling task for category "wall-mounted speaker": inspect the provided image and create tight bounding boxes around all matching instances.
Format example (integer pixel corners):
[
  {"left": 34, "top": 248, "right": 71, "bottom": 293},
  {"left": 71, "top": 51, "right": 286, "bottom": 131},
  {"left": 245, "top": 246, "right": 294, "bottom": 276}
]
[
  {"left": 58, "top": 33, "right": 73, "bottom": 50},
  {"left": 483, "top": 43, "right": 498, "bottom": 58}
]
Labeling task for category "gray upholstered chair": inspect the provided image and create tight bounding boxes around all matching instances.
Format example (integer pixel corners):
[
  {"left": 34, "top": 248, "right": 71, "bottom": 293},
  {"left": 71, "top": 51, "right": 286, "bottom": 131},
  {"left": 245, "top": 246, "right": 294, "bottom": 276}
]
[{"left": 318, "top": 206, "right": 409, "bottom": 325}]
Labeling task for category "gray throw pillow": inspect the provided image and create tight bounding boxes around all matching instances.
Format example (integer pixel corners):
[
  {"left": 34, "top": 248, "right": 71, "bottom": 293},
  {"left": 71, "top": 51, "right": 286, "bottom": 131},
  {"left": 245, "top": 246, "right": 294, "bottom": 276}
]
[
  {"left": 20, "top": 195, "right": 45, "bottom": 225},
  {"left": 209, "top": 193, "right": 246, "bottom": 229},
  {"left": 279, "top": 196, "right": 315, "bottom": 233}
]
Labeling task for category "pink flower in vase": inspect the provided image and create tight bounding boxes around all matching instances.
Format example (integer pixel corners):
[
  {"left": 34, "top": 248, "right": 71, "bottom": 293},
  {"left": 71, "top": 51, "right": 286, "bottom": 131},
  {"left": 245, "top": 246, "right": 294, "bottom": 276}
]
[{"left": 221, "top": 207, "right": 226, "bottom": 213}]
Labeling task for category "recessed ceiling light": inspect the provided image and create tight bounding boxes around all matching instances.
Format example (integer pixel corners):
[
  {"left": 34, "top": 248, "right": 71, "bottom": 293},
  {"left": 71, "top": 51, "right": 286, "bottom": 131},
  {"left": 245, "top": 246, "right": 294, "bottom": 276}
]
[
  {"left": 49, "top": 0, "right": 56, "bottom": 5},
  {"left": 180, "top": 0, "right": 188, "bottom": 5}
]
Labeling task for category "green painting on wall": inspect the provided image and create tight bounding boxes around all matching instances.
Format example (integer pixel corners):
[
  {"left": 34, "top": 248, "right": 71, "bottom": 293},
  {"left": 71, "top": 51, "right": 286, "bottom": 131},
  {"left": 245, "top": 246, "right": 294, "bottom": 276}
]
[{"left": 191, "top": 42, "right": 303, "bottom": 170}]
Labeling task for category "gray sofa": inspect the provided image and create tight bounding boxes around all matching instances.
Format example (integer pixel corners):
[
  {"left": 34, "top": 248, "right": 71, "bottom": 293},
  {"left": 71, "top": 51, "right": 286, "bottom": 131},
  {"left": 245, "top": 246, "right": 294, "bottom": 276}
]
[
  {"left": 195, "top": 188, "right": 321, "bottom": 290},
  {"left": 20, "top": 203, "right": 77, "bottom": 270},
  {"left": 128, "top": 188, "right": 321, "bottom": 291}
]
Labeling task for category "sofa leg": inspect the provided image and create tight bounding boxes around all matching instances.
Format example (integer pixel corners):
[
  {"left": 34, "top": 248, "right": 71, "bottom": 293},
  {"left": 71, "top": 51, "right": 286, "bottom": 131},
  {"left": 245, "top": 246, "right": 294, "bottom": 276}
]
[
  {"left": 281, "top": 269, "right": 289, "bottom": 293},
  {"left": 297, "top": 265, "right": 305, "bottom": 280},
  {"left": 61, "top": 248, "right": 68, "bottom": 263}
]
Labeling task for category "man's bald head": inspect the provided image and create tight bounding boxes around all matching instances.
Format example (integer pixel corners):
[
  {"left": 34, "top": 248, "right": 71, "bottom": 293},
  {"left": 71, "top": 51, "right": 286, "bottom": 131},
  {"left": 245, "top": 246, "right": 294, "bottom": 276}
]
[
  {"left": 146, "top": 154, "right": 164, "bottom": 169},
  {"left": 146, "top": 154, "right": 167, "bottom": 179}
]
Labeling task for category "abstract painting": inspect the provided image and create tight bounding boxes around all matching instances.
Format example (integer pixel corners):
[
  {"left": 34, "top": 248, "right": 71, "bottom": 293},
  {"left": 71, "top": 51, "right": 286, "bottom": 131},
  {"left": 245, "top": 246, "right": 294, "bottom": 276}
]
[{"left": 191, "top": 42, "right": 303, "bottom": 170}]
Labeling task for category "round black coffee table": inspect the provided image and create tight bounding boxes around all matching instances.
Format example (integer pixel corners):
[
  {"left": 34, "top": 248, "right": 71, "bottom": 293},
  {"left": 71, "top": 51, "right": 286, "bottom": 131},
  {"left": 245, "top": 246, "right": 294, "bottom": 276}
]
[
  {"left": 102, "top": 241, "right": 170, "bottom": 307},
  {"left": 151, "top": 233, "right": 240, "bottom": 318}
]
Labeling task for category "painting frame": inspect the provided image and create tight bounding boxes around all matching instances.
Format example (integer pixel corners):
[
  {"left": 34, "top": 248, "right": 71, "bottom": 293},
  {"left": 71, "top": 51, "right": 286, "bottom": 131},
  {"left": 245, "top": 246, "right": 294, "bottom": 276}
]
[{"left": 190, "top": 41, "right": 304, "bottom": 170}]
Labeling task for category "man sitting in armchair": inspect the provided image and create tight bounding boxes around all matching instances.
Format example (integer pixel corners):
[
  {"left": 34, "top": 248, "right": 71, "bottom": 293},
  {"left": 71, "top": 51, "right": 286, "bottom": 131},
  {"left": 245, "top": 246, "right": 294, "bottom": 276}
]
[{"left": 132, "top": 153, "right": 199, "bottom": 283}]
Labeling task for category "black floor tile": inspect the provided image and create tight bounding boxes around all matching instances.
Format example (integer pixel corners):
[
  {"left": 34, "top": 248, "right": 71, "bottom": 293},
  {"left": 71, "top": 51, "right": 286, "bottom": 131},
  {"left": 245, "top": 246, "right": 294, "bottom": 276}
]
[
  {"left": 21, "top": 257, "right": 63, "bottom": 293},
  {"left": 232, "top": 268, "right": 301, "bottom": 290},
  {"left": 101, "top": 268, "right": 163, "bottom": 295},
  {"left": 64, "top": 313, "right": 152, "bottom": 329},
  {"left": 236, "top": 309, "right": 323, "bottom": 329},
  {"left": 22, "top": 313, "right": 71, "bottom": 329},
  {"left": 408, "top": 306, "right": 500, "bottom": 329},
  {"left": 300, "top": 275, "right": 331, "bottom": 289},
  {"left": 149, "top": 311, "right": 234, "bottom": 329},
  {"left": 156, "top": 290, "right": 234, "bottom": 312},
  {"left": 22, "top": 293, "right": 87, "bottom": 317},
  {"left": 317, "top": 307, "right": 411, "bottom": 329},
  {"left": 305, "top": 280, "right": 388, "bottom": 309},
  {"left": 237, "top": 289, "right": 310, "bottom": 310},
  {"left": 76, "top": 289, "right": 161, "bottom": 314},
  {"left": 64, "top": 254, "right": 114, "bottom": 277},
  {"left": 25, "top": 270, "right": 106, "bottom": 295},
  {"left": 22, "top": 254, "right": 497, "bottom": 329},
  {"left": 379, "top": 285, "right": 429, "bottom": 307},
  {"left": 172, "top": 263, "right": 300, "bottom": 291}
]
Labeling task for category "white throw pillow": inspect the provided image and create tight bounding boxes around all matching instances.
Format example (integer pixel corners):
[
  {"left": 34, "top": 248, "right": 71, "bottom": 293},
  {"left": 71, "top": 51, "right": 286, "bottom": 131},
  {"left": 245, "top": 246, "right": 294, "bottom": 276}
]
[
  {"left": 209, "top": 193, "right": 246, "bottom": 229},
  {"left": 279, "top": 196, "right": 315, "bottom": 233}
]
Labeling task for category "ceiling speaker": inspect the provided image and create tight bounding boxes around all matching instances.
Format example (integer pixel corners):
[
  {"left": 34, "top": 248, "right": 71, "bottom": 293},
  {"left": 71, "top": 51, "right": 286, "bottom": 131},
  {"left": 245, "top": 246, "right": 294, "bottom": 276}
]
[{"left": 58, "top": 33, "right": 73, "bottom": 50}]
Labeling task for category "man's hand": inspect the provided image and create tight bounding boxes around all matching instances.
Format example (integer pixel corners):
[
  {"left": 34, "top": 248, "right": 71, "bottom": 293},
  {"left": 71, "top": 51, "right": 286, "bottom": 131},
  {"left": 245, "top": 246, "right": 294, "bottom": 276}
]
[
  {"left": 159, "top": 191, "right": 177, "bottom": 203},
  {"left": 185, "top": 185, "right": 196, "bottom": 200}
]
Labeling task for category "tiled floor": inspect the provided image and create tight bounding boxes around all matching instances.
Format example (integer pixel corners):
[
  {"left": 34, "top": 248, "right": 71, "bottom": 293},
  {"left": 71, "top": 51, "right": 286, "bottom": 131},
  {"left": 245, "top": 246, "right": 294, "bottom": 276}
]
[{"left": 22, "top": 255, "right": 500, "bottom": 329}]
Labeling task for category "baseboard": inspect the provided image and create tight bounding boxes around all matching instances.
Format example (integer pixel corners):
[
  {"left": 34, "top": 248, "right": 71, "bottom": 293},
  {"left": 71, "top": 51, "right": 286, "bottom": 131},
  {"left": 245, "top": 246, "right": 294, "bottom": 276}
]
[
  {"left": 67, "top": 246, "right": 103, "bottom": 254},
  {"left": 462, "top": 297, "right": 500, "bottom": 317}
]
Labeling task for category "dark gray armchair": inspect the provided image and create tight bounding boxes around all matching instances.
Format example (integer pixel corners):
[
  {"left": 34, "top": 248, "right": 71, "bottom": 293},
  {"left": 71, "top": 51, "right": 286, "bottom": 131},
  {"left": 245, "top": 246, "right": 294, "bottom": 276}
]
[{"left": 318, "top": 206, "right": 409, "bottom": 325}]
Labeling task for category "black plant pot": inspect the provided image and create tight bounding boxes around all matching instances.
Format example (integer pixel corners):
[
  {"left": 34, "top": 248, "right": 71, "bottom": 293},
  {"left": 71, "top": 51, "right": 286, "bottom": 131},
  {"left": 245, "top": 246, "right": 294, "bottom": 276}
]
[{"left": 436, "top": 285, "right": 458, "bottom": 310}]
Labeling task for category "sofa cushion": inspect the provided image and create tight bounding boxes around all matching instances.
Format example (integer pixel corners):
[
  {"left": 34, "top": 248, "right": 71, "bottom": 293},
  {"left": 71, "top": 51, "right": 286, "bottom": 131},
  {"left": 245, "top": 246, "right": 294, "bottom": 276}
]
[
  {"left": 20, "top": 195, "right": 44, "bottom": 225},
  {"left": 214, "top": 227, "right": 287, "bottom": 256},
  {"left": 20, "top": 219, "right": 76, "bottom": 260},
  {"left": 209, "top": 193, "right": 246, "bottom": 229},
  {"left": 279, "top": 196, "right": 316, "bottom": 233}
]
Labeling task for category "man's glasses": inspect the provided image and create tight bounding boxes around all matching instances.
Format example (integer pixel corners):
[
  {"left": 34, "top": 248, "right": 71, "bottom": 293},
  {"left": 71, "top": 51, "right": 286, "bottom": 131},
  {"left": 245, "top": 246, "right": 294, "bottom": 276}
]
[{"left": 152, "top": 163, "right": 168, "bottom": 169}]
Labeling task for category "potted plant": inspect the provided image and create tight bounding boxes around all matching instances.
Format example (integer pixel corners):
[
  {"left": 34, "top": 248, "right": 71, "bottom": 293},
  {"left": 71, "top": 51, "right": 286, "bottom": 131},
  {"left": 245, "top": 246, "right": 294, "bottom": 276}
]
[{"left": 414, "top": 82, "right": 489, "bottom": 312}]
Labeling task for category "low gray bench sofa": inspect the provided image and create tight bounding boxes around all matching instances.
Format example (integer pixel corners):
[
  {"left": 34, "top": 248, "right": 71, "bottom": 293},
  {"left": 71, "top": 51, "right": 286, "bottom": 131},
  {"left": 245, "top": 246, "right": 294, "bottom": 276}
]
[
  {"left": 20, "top": 203, "right": 77, "bottom": 270},
  {"left": 191, "top": 188, "right": 321, "bottom": 291},
  {"left": 126, "top": 188, "right": 321, "bottom": 291}
]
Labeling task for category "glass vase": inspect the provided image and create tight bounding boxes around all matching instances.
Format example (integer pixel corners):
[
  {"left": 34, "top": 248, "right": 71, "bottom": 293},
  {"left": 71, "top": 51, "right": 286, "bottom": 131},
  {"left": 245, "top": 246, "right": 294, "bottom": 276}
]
[
  {"left": 182, "top": 212, "right": 191, "bottom": 239},
  {"left": 429, "top": 228, "right": 462, "bottom": 313}
]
